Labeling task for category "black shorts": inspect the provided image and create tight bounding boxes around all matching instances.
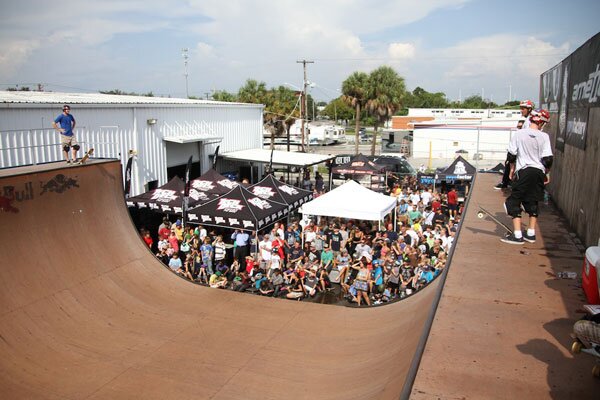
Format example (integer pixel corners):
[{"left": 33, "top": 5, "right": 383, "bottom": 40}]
[{"left": 511, "top": 167, "right": 545, "bottom": 203}]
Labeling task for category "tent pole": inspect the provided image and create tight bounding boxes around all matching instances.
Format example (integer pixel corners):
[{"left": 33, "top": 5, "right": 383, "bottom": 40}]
[{"left": 394, "top": 207, "right": 397, "bottom": 232}]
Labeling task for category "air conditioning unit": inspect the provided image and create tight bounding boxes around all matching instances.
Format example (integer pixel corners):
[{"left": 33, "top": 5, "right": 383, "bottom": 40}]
[{"left": 473, "top": 153, "right": 484, "bottom": 160}]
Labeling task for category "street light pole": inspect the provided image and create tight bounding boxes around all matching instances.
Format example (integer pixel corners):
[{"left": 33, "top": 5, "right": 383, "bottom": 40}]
[
  {"left": 297, "top": 59, "right": 314, "bottom": 152},
  {"left": 182, "top": 48, "right": 189, "bottom": 98}
]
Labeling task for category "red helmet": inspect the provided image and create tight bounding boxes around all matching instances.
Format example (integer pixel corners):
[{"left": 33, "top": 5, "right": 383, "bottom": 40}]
[
  {"left": 519, "top": 99, "right": 534, "bottom": 109},
  {"left": 529, "top": 109, "right": 550, "bottom": 124}
]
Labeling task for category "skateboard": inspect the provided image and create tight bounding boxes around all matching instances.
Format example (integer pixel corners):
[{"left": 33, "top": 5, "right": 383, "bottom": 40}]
[
  {"left": 77, "top": 148, "right": 94, "bottom": 165},
  {"left": 476, "top": 204, "right": 512, "bottom": 234},
  {"left": 570, "top": 310, "right": 600, "bottom": 378}
]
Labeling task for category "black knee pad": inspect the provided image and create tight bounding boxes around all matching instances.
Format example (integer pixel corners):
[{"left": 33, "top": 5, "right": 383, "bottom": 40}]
[
  {"left": 63, "top": 145, "right": 71, "bottom": 153},
  {"left": 523, "top": 201, "right": 539, "bottom": 217},
  {"left": 505, "top": 197, "right": 522, "bottom": 218},
  {"left": 72, "top": 144, "right": 80, "bottom": 151}
]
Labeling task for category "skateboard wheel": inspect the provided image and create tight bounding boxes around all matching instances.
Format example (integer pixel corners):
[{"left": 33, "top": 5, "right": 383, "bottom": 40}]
[
  {"left": 477, "top": 212, "right": 484, "bottom": 219},
  {"left": 571, "top": 341, "right": 582, "bottom": 354},
  {"left": 592, "top": 365, "right": 600, "bottom": 378}
]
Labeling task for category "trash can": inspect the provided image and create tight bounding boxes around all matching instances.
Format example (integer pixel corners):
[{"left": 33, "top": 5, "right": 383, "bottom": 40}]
[{"left": 582, "top": 246, "right": 600, "bottom": 304}]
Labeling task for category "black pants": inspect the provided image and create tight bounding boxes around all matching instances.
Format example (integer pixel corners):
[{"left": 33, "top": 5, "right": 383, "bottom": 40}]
[{"left": 234, "top": 245, "right": 248, "bottom": 261}]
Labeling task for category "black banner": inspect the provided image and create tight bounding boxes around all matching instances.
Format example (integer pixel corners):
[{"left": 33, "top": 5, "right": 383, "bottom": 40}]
[
  {"left": 565, "top": 32, "right": 600, "bottom": 149},
  {"left": 123, "top": 155, "right": 134, "bottom": 197},
  {"left": 555, "top": 57, "right": 571, "bottom": 152},
  {"left": 540, "top": 61, "right": 562, "bottom": 113}
]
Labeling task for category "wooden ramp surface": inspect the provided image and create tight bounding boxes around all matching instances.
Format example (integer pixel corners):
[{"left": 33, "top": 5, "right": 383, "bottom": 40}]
[
  {"left": 412, "top": 173, "right": 598, "bottom": 399},
  {"left": 0, "top": 160, "right": 439, "bottom": 400}
]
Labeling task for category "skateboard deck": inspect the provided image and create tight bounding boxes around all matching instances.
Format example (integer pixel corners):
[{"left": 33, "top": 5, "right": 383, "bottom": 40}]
[
  {"left": 78, "top": 148, "right": 94, "bottom": 165},
  {"left": 476, "top": 204, "right": 513, "bottom": 234}
]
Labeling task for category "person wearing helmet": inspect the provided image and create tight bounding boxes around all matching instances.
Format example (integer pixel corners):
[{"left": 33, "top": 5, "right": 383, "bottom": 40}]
[
  {"left": 494, "top": 99, "right": 535, "bottom": 190},
  {"left": 501, "top": 109, "right": 553, "bottom": 245}
]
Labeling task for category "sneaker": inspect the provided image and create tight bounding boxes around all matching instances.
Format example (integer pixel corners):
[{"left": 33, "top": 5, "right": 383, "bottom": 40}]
[
  {"left": 493, "top": 183, "right": 506, "bottom": 190},
  {"left": 66, "top": 160, "right": 71, "bottom": 165},
  {"left": 523, "top": 233, "right": 536, "bottom": 243},
  {"left": 501, "top": 233, "right": 524, "bottom": 245}
]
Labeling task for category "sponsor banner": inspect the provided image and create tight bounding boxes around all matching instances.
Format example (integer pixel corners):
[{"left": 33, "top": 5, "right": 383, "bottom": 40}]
[
  {"left": 540, "top": 61, "right": 562, "bottom": 113},
  {"left": 556, "top": 57, "right": 571, "bottom": 152},
  {"left": 565, "top": 33, "right": 600, "bottom": 149}
]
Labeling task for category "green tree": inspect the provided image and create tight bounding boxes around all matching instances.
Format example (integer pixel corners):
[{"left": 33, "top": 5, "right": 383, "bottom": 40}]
[
  {"left": 342, "top": 71, "right": 369, "bottom": 155},
  {"left": 460, "top": 95, "right": 497, "bottom": 109},
  {"left": 405, "top": 87, "right": 448, "bottom": 109},
  {"left": 212, "top": 90, "right": 237, "bottom": 102},
  {"left": 263, "top": 85, "right": 301, "bottom": 150},
  {"left": 237, "top": 79, "right": 268, "bottom": 104},
  {"left": 365, "top": 66, "right": 406, "bottom": 156},
  {"left": 321, "top": 97, "right": 354, "bottom": 122}
]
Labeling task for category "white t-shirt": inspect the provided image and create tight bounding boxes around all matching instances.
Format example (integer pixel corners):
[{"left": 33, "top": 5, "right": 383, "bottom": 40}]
[
  {"left": 519, "top": 116, "right": 531, "bottom": 129},
  {"left": 508, "top": 127, "right": 552, "bottom": 173},
  {"left": 259, "top": 239, "right": 272, "bottom": 261},
  {"left": 410, "top": 193, "right": 421, "bottom": 205},
  {"left": 304, "top": 230, "right": 316, "bottom": 243},
  {"left": 420, "top": 191, "right": 432, "bottom": 205}
]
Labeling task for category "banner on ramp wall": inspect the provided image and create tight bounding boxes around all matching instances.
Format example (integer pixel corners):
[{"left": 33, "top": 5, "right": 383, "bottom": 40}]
[{"left": 565, "top": 33, "right": 600, "bottom": 150}]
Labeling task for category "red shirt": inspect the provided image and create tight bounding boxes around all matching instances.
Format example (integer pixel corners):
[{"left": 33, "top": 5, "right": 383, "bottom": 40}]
[
  {"left": 271, "top": 239, "right": 285, "bottom": 259},
  {"left": 447, "top": 190, "right": 458, "bottom": 205},
  {"left": 158, "top": 227, "right": 171, "bottom": 240},
  {"left": 431, "top": 200, "right": 441, "bottom": 212},
  {"left": 143, "top": 236, "right": 153, "bottom": 248}
]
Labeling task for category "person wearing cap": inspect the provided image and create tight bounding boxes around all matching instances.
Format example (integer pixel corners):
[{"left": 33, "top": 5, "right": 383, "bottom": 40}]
[
  {"left": 495, "top": 99, "right": 535, "bottom": 190},
  {"left": 501, "top": 109, "right": 552, "bottom": 245},
  {"left": 53, "top": 104, "right": 80, "bottom": 164},
  {"left": 172, "top": 220, "right": 184, "bottom": 241},
  {"left": 320, "top": 243, "right": 334, "bottom": 273}
]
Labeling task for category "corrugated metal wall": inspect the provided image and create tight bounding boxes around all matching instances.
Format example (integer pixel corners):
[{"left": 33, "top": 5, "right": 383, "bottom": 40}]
[
  {"left": 0, "top": 103, "right": 262, "bottom": 195},
  {"left": 545, "top": 109, "right": 600, "bottom": 247}
]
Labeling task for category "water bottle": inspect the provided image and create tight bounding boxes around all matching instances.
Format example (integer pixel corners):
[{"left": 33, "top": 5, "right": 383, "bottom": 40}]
[{"left": 543, "top": 191, "right": 549, "bottom": 205}]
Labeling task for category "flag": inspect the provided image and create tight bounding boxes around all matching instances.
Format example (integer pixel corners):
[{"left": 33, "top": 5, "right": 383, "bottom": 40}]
[
  {"left": 268, "top": 147, "right": 275, "bottom": 173},
  {"left": 123, "top": 155, "right": 134, "bottom": 198},
  {"left": 184, "top": 155, "right": 193, "bottom": 197},
  {"left": 212, "top": 145, "right": 220, "bottom": 170}
]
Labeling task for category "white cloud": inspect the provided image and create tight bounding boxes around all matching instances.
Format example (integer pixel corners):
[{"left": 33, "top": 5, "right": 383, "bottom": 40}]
[
  {"left": 388, "top": 43, "right": 416, "bottom": 59},
  {"left": 0, "top": 39, "right": 40, "bottom": 76},
  {"left": 428, "top": 34, "right": 569, "bottom": 101}
]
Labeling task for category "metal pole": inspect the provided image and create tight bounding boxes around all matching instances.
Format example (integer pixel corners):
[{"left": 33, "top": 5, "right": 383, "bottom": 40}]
[
  {"left": 476, "top": 128, "right": 480, "bottom": 169},
  {"left": 297, "top": 59, "right": 314, "bottom": 152}
]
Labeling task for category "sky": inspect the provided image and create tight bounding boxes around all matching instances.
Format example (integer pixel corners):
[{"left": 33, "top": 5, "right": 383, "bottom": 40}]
[{"left": 1, "top": 0, "right": 598, "bottom": 104}]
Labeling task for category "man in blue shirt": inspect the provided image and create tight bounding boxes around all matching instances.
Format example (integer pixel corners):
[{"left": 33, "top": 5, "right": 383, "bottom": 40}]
[
  {"left": 232, "top": 229, "right": 250, "bottom": 261},
  {"left": 52, "top": 105, "right": 79, "bottom": 164}
]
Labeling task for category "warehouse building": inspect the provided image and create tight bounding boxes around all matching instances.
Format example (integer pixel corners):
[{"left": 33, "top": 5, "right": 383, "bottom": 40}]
[{"left": 0, "top": 91, "right": 263, "bottom": 195}]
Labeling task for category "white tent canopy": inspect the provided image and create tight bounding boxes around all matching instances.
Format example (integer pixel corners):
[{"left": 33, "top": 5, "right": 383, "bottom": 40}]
[
  {"left": 220, "top": 148, "right": 334, "bottom": 167},
  {"left": 299, "top": 180, "right": 397, "bottom": 221}
]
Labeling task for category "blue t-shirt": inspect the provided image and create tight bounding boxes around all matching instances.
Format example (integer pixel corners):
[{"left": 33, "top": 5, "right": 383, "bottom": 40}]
[
  {"left": 422, "top": 270, "right": 434, "bottom": 283},
  {"left": 373, "top": 266, "right": 383, "bottom": 286},
  {"left": 54, "top": 113, "right": 75, "bottom": 136},
  {"left": 200, "top": 244, "right": 213, "bottom": 260}
]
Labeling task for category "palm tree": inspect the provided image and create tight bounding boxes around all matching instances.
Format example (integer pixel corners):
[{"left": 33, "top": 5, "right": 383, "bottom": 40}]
[
  {"left": 366, "top": 66, "right": 406, "bottom": 156},
  {"left": 237, "top": 79, "right": 267, "bottom": 104},
  {"left": 342, "top": 72, "right": 369, "bottom": 155}
]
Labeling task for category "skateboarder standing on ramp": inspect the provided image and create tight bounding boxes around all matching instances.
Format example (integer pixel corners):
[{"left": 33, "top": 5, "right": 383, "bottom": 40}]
[
  {"left": 501, "top": 109, "right": 553, "bottom": 245},
  {"left": 52, "top": 104, "right": 80, "bottom": 164},
  {"left": 494, "top": 99, "right": 534, "bottom": 190}
]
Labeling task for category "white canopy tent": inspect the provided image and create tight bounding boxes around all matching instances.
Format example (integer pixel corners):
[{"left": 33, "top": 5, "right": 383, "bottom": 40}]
[{"left": 299, "top": 180, "right": 397, "bottom": 221}]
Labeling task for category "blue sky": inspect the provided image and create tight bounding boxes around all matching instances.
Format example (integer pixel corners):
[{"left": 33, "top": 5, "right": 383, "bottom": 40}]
[{"left": 0, "top": 0, "right": 598, "bottom": 104}]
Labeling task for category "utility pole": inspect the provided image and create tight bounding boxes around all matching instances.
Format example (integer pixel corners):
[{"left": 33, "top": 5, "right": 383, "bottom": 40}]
[
  {"left": 204, "top": 92, "right": 211, "bottom": 100},
  {"left": 297, "top": 59, "right": 314, "bottom": 152},
  {"left": 182, "top": 48, "right": 189, "bottom": 98},
  {"left": 508, "top": 84, "right": 512, "bottom": 103}
]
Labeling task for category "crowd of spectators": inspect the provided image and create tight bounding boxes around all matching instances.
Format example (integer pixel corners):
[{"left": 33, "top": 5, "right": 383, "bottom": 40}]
[{"left": 141, "top": 175, "right": 463, "bottom": 307}]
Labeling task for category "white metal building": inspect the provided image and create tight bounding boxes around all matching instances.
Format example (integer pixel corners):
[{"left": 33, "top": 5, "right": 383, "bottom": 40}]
[
  {"left": 0, "top": 91, "right": 263, "bottom": 195},
  {"left": 407, "top": 108, "right": 522, "bottom": 120},
  {"left": 412, "top": 123, "right": 516, "bottom": 162}
]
